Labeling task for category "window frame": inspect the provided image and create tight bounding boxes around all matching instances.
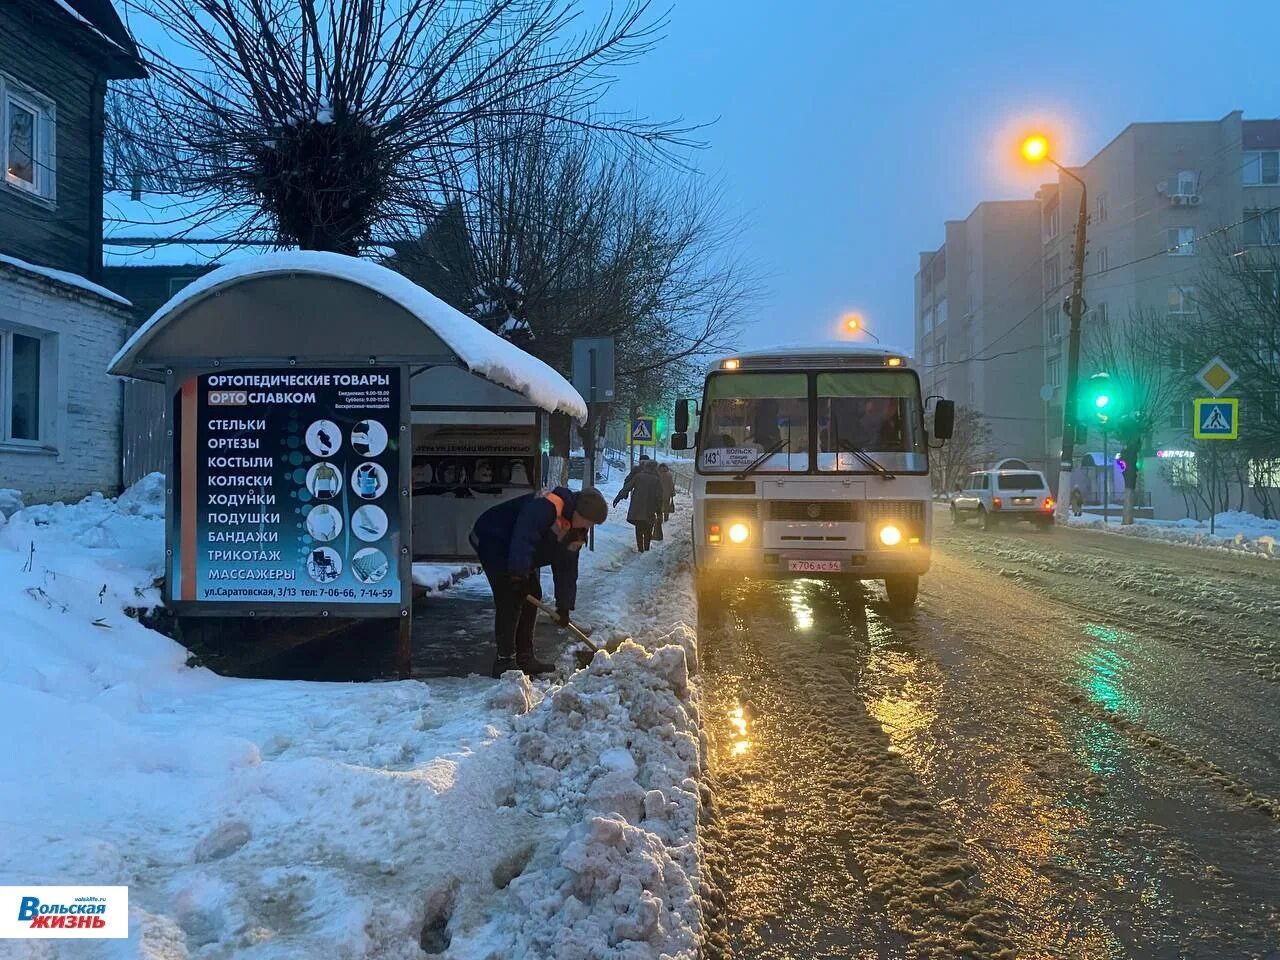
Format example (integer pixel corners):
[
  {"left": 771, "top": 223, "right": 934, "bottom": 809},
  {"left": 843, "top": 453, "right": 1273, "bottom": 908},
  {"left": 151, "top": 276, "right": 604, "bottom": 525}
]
[
  {"left": 1244, "top": 209, "right": 1280, "bottom": 247},
  {"left": 0, "top": 325, "right": 57, "bottom": 447},
  {"left": 1, "top": 75, "right": 57, "bottom": 203},
  {"left": 1046, "top": 355, "right": 1061, "bottom": 387},
  {"left": 1167, "top": 226, "right": 1195, "bottom": 256},
  {"left": 1243, "top": 150, "right": 1280, "bottom": 187}
]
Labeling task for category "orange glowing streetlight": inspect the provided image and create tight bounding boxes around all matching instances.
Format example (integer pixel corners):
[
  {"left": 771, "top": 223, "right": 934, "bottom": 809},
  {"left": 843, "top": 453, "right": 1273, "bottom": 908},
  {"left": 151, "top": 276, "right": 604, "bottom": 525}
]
[
  {"left": 841, "top": 312, "right": 880, "bottom": 343},
  {"left": 1021, "top": 134, "right": 1049, "bottom": 163}
]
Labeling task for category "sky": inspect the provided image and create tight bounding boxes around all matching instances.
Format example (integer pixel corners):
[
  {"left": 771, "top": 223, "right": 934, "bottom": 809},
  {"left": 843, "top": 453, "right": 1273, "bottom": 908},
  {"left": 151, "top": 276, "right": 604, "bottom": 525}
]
[{"left": 607, "top": 0, "right": 1280, "bottom": 353}]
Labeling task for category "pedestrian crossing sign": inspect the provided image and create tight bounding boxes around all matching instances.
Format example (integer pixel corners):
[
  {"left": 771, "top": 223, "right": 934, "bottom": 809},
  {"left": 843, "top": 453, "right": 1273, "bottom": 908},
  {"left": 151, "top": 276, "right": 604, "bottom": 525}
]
[
  {"left": 630, "top": 416, "right": 657, "bottom": 446},
  {"left": 1193, "top": 398, "right": 1238, "bottom": 440}
]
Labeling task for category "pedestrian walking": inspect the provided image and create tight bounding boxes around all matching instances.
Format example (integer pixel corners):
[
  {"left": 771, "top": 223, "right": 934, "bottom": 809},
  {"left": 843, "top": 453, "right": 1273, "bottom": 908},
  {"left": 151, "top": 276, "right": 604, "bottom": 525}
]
[
  {"left": 1069, "top": 487, "right": 1084, "bottom": 517},
  {"left": 470, "top": 486, "right": 608, "bottom": 677},
  {"left": 658, "top": 463, "right": 676, "bottom": 522},
  {"left": 614, "top": 456, "right": 663, "bottom": 552}
]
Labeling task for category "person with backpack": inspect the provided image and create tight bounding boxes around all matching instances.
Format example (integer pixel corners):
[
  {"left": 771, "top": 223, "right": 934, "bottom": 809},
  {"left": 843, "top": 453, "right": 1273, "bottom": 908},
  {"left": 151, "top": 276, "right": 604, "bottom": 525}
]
[{"left": 471, "top": 486, "right": 609, "bottom": 677}]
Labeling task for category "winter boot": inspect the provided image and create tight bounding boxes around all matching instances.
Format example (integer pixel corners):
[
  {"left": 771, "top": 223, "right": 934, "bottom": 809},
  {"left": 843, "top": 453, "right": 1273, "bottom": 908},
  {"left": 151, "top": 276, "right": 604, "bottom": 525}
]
[
  {"left": 516, "top": 654, "right": 555, "bottom": 677},
  {"left": 491, "top": 656, "right": 518, "bottom": 678}
]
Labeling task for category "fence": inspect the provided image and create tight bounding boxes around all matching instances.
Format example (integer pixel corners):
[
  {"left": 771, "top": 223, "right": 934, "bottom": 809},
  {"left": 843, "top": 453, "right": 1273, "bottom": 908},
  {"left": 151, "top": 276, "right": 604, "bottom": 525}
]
[{"left": 122, "top": 380, "right": 168, "bottom": 487}]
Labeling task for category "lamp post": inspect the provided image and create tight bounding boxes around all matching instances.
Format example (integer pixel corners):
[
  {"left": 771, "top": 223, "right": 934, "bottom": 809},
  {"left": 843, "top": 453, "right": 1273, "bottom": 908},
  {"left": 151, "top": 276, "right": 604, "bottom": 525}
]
[
  {"left": 843, "top": 313, "right": 881, "bottom": 343},
  {"left": 1022, "top": 135, "right": 1087, "bottom": 520}
]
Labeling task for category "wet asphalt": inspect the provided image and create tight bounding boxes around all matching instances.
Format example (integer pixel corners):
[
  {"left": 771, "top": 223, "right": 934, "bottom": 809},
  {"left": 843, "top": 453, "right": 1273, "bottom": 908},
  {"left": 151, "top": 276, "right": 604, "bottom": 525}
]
[{"left": 700, "top": 513, "right": 1280, "bottom": 960}]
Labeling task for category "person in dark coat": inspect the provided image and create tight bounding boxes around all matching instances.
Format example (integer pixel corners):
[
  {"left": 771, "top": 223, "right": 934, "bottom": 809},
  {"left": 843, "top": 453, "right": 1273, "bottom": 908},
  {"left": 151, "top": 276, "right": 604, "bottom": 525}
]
[
  {"left": 614, "top": 457, "right": 663, "bottom": 552},
  {"left": 657, "top": 463, "right": 676, "bottom": 521},
  {"left": 471, "top": 486, "right": 609, "bottom": 677}
]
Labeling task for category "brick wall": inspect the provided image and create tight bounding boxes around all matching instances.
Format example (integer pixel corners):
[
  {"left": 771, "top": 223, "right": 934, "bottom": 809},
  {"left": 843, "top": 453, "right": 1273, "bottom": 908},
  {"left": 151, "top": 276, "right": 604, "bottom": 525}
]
[{"left": 0, "top": 268, "right": 130, "bottom": 503}]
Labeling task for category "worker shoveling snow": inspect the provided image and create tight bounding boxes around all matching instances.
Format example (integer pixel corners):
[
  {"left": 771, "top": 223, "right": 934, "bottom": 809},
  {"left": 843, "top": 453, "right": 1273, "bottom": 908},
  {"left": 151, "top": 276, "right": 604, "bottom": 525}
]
[{"left": 0, "top": 474, "right": 706, "bottom": 958}]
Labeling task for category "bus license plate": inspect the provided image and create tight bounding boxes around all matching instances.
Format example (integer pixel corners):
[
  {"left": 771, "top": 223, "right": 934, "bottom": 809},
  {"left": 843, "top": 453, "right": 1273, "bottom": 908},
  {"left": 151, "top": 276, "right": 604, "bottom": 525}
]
[{"left": 789, "top": 559, "right": 843, "bottom": 573}]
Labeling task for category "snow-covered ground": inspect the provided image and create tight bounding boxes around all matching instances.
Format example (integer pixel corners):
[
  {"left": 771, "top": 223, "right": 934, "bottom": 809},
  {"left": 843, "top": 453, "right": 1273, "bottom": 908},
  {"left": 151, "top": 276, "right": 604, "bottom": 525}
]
[
  {"left": 0, "top": 476, "right": 704, "bottom": 958},
  {"left": 1067, "top": 509, "right": 1280, "bottom": 558}
]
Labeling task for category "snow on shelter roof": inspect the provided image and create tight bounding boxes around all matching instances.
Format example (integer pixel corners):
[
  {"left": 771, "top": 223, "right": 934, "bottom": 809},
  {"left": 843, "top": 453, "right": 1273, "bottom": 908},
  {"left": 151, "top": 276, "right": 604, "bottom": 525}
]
[{"left": 108, "top": 251, "right": 587, "bottom": 419}]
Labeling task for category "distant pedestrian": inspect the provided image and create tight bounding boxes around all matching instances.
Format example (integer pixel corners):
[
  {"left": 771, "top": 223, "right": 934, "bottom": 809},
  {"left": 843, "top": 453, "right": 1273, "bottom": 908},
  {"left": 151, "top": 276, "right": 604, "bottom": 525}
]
[
  {"left": 658, "top": 463, "right": 676, "bottom": 522},
  {"left": 1070, "top": 487, "right": 1084, "bottom": 517},
  {"left": 614, "top": 456, "right": 663, "bottom": 552}
]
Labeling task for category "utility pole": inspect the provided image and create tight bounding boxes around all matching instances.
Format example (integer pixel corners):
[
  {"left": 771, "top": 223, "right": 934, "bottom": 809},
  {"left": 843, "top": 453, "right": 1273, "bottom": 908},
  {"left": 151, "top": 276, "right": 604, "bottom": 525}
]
[
  {"left": 1019, "top": 135, "right": 1088, "bottom": 521},
  {"left": 1056, "top": 174, "right": 1088, "bottom": 520}
]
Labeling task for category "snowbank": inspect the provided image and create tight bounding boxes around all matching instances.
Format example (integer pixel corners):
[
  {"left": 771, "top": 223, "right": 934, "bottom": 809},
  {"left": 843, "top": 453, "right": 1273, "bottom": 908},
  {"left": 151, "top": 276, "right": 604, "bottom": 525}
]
[
  {"left": 1067, "top": 509, "right": 1280, "bottom": 558},
  {"left": 412, "top": 562, "right": 481, "bottom": 592},
  {"left": 0, "top": 475, "right": 707, "bottom": 957}
]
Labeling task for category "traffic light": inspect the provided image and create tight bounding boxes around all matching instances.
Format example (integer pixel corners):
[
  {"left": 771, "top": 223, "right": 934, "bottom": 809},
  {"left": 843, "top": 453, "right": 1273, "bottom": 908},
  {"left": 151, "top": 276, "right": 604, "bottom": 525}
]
[{"left": 1081, "top": 372, "right": 1117, "bottom": 426}]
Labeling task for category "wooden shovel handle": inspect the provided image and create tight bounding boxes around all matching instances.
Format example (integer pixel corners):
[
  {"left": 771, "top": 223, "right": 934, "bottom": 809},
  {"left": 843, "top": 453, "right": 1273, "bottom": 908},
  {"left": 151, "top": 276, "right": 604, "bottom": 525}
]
[{"left": 524, "top": 594, "right": 599, "bottom": 652}]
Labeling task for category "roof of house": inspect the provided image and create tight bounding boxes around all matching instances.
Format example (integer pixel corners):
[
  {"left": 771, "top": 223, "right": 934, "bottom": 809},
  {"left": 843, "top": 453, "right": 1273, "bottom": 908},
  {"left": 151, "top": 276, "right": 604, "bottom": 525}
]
[
  {"left": 39, "top": 0, "right": 146, "bottom": 78},
  {"left": 0, "top": 252, "right": 132, "bottom": 307}
]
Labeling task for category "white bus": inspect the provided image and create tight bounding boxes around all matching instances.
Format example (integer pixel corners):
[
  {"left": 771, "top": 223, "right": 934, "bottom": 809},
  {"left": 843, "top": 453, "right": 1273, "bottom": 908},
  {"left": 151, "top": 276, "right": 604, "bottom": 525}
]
[{"left": 670, "top": 345, "right": 954, "bottom": 611}]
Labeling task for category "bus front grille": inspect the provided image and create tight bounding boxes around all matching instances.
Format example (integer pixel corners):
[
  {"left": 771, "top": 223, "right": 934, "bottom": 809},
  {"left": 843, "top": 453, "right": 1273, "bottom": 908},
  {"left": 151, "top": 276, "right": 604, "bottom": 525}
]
[{"left": 769, "top": 501, "right": 854, "bottom": 521}]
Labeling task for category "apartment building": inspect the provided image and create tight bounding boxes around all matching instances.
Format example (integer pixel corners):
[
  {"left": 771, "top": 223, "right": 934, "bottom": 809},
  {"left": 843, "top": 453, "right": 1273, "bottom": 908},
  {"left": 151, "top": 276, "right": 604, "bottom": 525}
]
[
  {"left": 1038, "top": 110, "right": 1280, "bottom": 517},
  {"left": 914, "top": 200, "right": 1046, "bottom": 471}
]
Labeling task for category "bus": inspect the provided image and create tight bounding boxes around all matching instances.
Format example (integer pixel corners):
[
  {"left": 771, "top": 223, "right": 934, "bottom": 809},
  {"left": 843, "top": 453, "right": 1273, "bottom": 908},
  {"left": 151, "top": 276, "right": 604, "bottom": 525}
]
[{"left": 670, "top": 344, "right": 954, "bottom": 611}]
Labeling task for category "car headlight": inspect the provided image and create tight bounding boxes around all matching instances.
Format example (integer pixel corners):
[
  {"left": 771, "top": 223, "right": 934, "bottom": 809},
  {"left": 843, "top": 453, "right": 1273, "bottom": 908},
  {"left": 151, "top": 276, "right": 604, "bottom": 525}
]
[
  {"left": 878, "top": 524, "right": 902, "bottom": 546},
  {"left": 728, "top": 522, "right": 750, "bottom": 544}
]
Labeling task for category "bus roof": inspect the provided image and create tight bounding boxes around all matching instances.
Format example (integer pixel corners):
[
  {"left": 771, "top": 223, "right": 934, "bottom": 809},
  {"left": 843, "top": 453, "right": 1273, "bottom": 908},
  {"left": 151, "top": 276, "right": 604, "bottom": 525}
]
[{"left": 708, "top": 342, "right": 915, "bottom": 373}]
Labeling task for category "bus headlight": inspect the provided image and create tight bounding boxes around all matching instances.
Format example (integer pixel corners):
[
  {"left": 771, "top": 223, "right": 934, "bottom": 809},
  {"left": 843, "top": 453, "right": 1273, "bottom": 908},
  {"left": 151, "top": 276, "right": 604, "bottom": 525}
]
[
  {"left": 878, "top": 524, "right": 903, "bottom": 546},
  {"left": 728, "top": 522, "right": 751, "bottom": 544}
]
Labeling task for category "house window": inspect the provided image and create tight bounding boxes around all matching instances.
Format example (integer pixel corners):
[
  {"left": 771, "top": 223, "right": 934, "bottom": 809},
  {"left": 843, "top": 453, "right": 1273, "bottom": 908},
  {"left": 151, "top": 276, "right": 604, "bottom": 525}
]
[
  {"left": 1167, "top": 227, "right": 1195, "bottom": 256},
  {"left": 1254, "top": 269, "right": 1278, "bottom": 303},
  {"left": 1167, "top": 285, "right": 1197, "bottom": 315},
  {"left": 1167, "top": 344, "right": 1192, "bottom": 371},
  {"left": 167, "top": 276, "right": 200, "bottom": 297},
  {"left": 1096, "top": 302, "right": 1108, "bottom": 325},
  {"left": 1163, "top": 450, "right": 1198, "bottom": 487},
  {"left": 1095, "top": 192, "right": 1108, "bottom": 223},
  {"left": 1167, "top": 400, "right": 1191, "bottom": 429},
  {"left": 1175, "top": 170, "right": 1198, "bottom": 197},
  {"left": 1044, "top": 256, "right": 1060, "bottom": 291},
  {"left": 1047, "top": 355, "right": 1061, "bottom": 386},
  {"left": 922, "top": 306, "right": 934, "bottom": 331},
  {"left": 1244, "top": 209, "right": 1280, "bottom": 246},
  {"left": 1044, "top": 205, "right": 1060, "bottom": 240},
  {"left": 1243, "top": 150, "right": 1280, "bottom": 186},
  {"left": 936, "top": 299, "right": 948, "bottom": 326},
  {"left": 1096, "top": 246, "right": 1108, "bottom": 272},
  {"left": 2, "top": 79, "right": 55, "bottom": 200},
  {"left": 1, "top": 329, "right": 51, "bottom": 443},
  {"left": 1047, "top": 306, "right": 1062, "bottom": 340},
  {"left": 1250, "top": 458, "right": 1280, "bottom": 488},
  {"left": 937, "top": 339, "right": 947, "bottom": 364}
]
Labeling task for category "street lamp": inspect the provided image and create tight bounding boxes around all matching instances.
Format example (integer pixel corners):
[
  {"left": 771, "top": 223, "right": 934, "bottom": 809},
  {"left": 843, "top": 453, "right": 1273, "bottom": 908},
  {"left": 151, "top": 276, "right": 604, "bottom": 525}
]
[
  {"left": 1021, "top": 133, "right": 1088, "bottom": 521},
  {"left": 842, "top": 313, "right": 880, "bottom": 343}
]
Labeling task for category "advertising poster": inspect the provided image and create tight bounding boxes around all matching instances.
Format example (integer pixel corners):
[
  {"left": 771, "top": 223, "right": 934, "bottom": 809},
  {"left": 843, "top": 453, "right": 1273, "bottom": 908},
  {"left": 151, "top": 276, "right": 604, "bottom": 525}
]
[
  {"left": 410, "top": 424, "right": 538, "bottom": 492},
  {"left": 171, "top": 367, "right": 403, "bottom": 611}
]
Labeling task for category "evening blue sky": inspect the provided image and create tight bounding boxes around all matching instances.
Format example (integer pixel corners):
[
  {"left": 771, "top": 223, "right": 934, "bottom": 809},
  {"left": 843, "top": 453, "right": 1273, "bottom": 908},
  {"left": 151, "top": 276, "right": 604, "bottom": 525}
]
[{"left": 611, "top": 0, "right": 1280, "bottom": 352}]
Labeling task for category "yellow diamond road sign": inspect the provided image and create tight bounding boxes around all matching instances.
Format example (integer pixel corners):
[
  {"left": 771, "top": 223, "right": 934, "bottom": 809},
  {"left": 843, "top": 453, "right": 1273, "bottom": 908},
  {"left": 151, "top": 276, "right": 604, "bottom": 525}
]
[{"left": 1196, "top": 356, "right": 1238, "bottom": 397}]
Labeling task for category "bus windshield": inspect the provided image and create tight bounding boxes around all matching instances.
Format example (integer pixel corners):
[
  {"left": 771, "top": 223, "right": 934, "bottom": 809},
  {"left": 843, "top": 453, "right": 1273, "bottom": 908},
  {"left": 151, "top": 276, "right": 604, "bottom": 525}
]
[
  {"left": 699, "top": 372, "right": 810, "bottom": 472},
  {"left": 816, "top": 371, "right": 926, "bottom": 473}
]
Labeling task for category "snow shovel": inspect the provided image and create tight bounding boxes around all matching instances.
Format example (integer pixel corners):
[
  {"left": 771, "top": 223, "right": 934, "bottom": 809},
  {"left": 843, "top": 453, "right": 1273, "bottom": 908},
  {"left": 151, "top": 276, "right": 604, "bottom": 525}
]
[{"left": 523, "top": 595, "right": 605, "bottom": 669}]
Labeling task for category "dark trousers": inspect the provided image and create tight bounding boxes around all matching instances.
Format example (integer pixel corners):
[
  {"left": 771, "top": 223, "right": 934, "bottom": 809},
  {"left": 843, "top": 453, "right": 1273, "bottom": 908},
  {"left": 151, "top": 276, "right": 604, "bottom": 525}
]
[
  {"left": 634, "top": 521, "right": 653, "bottom": 552},
  {"left": 483, "top": 566, "right": 541, "bottom": 659}
]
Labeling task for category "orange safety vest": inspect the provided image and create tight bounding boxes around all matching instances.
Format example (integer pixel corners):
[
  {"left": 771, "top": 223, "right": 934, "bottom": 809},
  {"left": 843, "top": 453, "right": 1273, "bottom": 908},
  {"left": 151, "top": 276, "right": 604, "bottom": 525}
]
[{"left": 540, "top": 489, "right": 572, "bottom": 536}]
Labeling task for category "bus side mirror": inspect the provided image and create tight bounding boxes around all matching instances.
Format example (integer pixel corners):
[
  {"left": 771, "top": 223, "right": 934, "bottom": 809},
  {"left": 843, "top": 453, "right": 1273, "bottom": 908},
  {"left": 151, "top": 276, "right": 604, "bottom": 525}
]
[
  {"left": 671, "top": 433, "right": 689, "bottom": 451},
  {"left": 674, "top": 398, "right": 692, "bottom": 434},
  {"left": 933, "top": 400, "right": 955, "bottom": 441}
]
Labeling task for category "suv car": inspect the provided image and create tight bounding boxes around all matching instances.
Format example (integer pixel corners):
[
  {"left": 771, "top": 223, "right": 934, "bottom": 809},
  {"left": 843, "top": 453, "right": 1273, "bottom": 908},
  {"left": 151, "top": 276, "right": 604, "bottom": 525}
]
[{"left": 951, "top": 469, "right": 1054, "bottom": 530}]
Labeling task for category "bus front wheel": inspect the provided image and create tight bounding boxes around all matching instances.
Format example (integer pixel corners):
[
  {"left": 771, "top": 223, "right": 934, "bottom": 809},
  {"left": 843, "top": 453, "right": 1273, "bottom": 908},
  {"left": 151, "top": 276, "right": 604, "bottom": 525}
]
[{"left": 884, "top": 575, "right": 919, "bottom": 611}]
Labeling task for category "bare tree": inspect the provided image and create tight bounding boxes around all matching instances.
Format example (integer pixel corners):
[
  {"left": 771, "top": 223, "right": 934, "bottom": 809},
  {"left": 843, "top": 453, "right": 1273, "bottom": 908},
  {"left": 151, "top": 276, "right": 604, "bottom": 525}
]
[
  {"left": 389, "top": 110, "right": 756, "bottom": 475},
  {"left": 929, "top": 406, "right": 992, "bottom": 494},
  {"left": 1083, "top": 307, "right": 1185, "bottom": 523},
  {"left": 111, "top": 0, "right": 695, "bottom": 254}
]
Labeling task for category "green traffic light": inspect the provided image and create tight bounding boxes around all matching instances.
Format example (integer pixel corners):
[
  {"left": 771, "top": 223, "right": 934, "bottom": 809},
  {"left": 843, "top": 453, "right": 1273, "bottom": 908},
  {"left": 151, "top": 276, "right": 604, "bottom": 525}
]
[{"left": 1095, "top": 395, "right": 1110, "bottom": 409}]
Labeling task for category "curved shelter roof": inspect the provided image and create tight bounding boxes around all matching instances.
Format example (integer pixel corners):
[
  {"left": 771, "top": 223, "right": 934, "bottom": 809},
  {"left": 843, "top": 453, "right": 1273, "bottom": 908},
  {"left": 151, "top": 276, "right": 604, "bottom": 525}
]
[{"left": 108, "top": 251, "right": 586, "bottom": 419}]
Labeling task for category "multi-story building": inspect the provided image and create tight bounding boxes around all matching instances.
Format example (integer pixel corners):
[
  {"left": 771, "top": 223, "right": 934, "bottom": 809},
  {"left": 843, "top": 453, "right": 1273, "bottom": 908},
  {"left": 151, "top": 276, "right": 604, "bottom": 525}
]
[
  {"left": 914, "top": 200, "right": 1046, "bottom": 473},
  {"left": 0, "top": 0, "right": 145, "bottom": 503},
  {"left": 1037, "top": 110, "right": 1280, "bottom": 517}
]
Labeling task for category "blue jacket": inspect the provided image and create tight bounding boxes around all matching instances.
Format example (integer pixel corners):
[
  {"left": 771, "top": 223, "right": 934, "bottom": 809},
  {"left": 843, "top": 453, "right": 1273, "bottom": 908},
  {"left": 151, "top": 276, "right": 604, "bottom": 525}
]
[{"left": 471, "top": 487, "right": 581, "bottom": 609}]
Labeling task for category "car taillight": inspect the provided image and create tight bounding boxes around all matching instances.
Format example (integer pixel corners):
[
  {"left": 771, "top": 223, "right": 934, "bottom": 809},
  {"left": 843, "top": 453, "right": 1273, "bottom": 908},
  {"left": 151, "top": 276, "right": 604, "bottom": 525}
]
[
  {"left": 1043, "top": 497, "right": 1055, "bottom": 511},
  {"left": 992, "top": 497, "right": 1002, "bottom": 510}
]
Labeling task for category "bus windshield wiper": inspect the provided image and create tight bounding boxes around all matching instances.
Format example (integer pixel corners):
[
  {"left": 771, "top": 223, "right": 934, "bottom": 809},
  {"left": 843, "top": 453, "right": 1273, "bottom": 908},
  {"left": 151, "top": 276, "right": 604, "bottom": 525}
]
[
  {"left": 735, "top": 437, "right": 789, "bottom": 479},
  {"left": 837, "top": 438, "right": 896, "bottom": 480}
]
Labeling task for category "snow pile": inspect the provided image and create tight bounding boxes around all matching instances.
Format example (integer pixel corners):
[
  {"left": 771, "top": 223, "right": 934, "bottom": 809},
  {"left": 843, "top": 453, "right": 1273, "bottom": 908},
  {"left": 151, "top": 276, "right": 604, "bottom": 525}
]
[
  {"left": 0, "top": 474, "right": 708, "bottom": 957},
  {"left": 413, "top": 561, "right": 481, "bottom": 592},
  {"left": 0, "top": 251, "right": 132, "bottom": 306},
  {"left": 0, "top": 487, "right": 22, "bottom": 518},
  {"left": 454, "top": 637, "right": 705, "bottom": 958},
  {"left": 110, "top": 251, "right": 587, "bottom": 419},
  {"left": 1068, "top": 509, "right": 1280, "bottom": 558}
]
